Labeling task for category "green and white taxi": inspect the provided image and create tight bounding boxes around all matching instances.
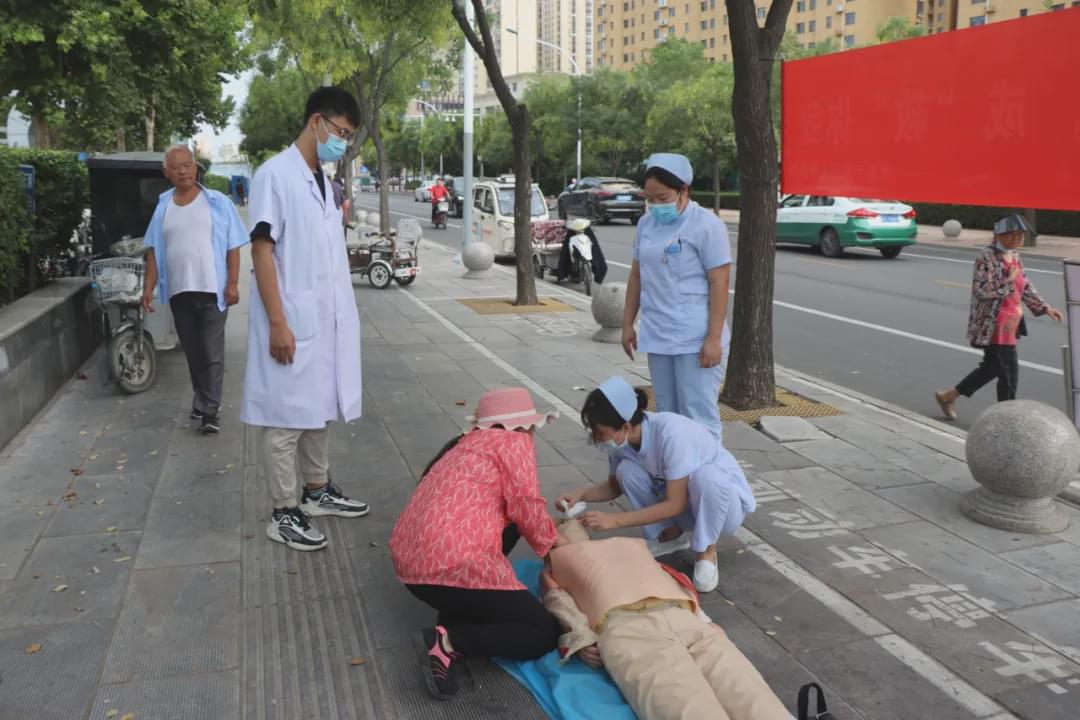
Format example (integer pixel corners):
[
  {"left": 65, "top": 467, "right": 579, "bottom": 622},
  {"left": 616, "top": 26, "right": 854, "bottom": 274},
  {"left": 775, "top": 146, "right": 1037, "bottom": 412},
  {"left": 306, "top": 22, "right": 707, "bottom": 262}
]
[{"left": 776, "top": 195, "right": 918, "bottom": 259}]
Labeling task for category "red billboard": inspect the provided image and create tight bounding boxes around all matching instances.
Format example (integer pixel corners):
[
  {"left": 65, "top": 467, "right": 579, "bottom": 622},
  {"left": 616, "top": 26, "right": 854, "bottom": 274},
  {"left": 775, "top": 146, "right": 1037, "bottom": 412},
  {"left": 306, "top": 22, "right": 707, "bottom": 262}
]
[{"left": 780, "top": 9, "right": 1080, "bottom": 211}]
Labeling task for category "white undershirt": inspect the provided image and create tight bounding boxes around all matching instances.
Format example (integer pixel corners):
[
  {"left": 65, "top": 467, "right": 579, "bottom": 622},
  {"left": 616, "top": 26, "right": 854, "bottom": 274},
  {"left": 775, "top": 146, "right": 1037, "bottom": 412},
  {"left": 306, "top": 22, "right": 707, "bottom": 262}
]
[{"left": 163, "top": 191, "right": 216, "bottom": 297}]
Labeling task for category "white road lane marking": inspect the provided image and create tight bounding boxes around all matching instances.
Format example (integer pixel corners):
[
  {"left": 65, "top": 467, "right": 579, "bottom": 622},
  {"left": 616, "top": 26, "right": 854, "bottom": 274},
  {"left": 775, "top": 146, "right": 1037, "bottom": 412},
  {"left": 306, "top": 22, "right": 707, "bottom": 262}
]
[{"left": 903, "top": 251, "right": 1060, "bottom": 276}]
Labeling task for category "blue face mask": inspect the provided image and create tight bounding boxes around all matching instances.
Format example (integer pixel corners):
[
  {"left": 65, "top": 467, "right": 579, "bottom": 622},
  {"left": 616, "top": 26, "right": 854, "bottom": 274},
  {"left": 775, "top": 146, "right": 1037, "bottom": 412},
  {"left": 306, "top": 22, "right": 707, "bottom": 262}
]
[
  {"left": 647, "top": 201, "right": 681, "bottom": 225},
  {"left": 316, "top": 119, "right": 348, "bottom": 162}
]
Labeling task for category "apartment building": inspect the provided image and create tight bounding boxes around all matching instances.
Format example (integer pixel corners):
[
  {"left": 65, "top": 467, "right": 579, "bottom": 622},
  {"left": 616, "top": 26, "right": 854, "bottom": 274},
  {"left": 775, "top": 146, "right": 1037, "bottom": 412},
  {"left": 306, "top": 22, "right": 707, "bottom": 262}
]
[
  {"left": 470, "top": 0, "right": 595, "bottom": 111},
  {"left": 593, "top": 0, "right": 1075, "bottom": 70}
]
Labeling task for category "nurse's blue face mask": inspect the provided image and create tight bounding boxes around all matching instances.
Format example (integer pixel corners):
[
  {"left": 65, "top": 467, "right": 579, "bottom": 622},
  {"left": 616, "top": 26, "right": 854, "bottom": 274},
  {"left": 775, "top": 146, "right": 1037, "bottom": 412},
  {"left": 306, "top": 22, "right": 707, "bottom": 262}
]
[
  {"left": 647, "top": 201, "right": 680, "bottom": 225},
  {"left": 316, "top": 117, "right": 349, "bottom": 163}
]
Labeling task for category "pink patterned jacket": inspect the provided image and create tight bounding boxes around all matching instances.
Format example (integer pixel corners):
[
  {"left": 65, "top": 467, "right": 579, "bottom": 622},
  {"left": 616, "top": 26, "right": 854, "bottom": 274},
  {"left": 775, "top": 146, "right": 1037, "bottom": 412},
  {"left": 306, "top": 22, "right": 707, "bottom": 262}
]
[
  {"left": 967, "top": 244, "right": 1048, "bottom": 348},
  {"left": 390, "top": 428, "right": 558, "bottom": 591}
]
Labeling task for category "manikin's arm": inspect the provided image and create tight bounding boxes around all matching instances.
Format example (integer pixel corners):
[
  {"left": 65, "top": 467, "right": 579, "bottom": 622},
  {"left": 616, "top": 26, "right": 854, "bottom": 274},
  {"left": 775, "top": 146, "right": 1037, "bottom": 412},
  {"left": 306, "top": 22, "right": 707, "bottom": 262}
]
[{"left": 540, "top": 568, "right": 602, "bottom": 668}]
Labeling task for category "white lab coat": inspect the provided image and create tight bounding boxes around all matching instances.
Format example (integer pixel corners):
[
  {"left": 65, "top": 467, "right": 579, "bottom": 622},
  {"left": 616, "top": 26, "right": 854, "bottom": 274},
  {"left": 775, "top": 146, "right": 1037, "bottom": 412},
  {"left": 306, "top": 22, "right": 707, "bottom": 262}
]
[{"left": 241, "top": 144, "right": 363, "bottom": 429}]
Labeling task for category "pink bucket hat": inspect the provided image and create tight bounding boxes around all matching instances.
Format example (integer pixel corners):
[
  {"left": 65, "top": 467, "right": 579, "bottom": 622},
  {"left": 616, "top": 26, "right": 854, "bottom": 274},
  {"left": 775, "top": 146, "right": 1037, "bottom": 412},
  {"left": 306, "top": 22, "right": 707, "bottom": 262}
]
[{"left": 466, "top": 387, "right": 558, "bottom": 431}]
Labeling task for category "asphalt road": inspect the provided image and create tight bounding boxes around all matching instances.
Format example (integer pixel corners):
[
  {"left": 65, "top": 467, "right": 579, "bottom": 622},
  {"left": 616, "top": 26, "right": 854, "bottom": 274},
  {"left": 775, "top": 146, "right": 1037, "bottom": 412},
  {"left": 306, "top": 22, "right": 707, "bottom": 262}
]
[{"left": 358, "top": 193, "right": 1069, "bottom": 430}]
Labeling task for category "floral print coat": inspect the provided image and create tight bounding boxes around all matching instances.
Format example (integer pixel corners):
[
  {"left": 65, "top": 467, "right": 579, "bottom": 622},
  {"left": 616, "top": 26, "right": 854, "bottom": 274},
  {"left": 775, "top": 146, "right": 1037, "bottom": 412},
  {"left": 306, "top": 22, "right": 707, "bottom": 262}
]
[{"left": 967, "top": 244, "right": 1048, "bottom": 348}]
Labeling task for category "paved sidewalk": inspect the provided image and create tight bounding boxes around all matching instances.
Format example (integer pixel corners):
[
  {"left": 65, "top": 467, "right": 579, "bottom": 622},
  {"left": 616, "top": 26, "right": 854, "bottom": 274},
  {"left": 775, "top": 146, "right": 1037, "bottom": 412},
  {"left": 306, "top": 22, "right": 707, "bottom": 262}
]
[
  {"left": 714, "top": 209, "right": 1080, "bottom": 261},
  {"left": 2, "top": 240, "right": 1079, "bottom": 719}
]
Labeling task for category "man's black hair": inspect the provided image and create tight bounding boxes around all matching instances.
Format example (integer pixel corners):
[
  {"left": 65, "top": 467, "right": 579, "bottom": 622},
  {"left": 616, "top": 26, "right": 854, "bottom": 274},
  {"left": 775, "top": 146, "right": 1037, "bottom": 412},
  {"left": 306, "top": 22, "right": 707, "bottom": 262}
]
[
  {"left": 304, "top": 87, "right": 361, "bottom": 129},
  {"left": 643, "top": 166, "right": 687, "bottom": 192}
]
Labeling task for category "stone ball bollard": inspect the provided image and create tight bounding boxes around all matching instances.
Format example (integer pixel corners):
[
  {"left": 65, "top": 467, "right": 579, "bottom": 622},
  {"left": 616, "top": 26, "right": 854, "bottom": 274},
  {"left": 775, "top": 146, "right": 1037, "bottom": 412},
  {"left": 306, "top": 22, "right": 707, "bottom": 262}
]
[
  {"left": 591, "top": 282, "right": 626, "bottom": 343},
  {"left": 964, "top": 399, "right": 1080, "bottom": 533},
  {"left": 356, "top": 210, "right": 368, "bottom": 226},
  {"left": 367, "top": 212, "right": 381, "bottom": 229},
  {"left": 462, "top": 241, "right": 494, "bottom": 279},
  {"left": 942, "top": 219, "right": 962, "bottom": 238}
]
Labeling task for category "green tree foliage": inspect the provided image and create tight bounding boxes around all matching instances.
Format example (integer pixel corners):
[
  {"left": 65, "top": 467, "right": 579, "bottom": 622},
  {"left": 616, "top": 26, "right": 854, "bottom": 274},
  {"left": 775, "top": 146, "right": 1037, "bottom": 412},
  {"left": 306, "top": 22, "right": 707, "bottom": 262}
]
[
  {"left": 0, "top": 152, "right": 33, "bottom": 303},
  {"left": 876, "top": 17, "right": 928, "bottom": 43},
  {"left": 251, "top": 0, "right": 455, "bottom": 233},
  {"left": 0, "top": 0, "right": 246, "bottom": 151},
  {"left": 239, "top": 57, "right": 318, "bottom": 167},
  {"left": 647, "top": 64, "right": 736, "bottom": 208}
]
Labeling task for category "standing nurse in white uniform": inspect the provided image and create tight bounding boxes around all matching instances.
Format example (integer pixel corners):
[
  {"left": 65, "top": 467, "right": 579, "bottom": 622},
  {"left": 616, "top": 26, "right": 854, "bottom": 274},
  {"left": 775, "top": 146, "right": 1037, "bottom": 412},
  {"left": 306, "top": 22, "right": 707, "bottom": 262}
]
[
  {"left": 556, "top": 377, "right": 756, "bottom": 593},
  {"left": 622, "top": 153, "right": 732, "bottom": 439},
  {"left": 243, "top": 87, "right": 370, "bottom": 552}
]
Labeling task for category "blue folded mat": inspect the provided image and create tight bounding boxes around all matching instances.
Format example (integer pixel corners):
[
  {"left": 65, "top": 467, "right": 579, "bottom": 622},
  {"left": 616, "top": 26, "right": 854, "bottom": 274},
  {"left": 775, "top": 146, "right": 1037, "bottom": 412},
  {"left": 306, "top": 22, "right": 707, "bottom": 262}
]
[{"left": 493, "top": 559, "right": 638, "bottom": 720}]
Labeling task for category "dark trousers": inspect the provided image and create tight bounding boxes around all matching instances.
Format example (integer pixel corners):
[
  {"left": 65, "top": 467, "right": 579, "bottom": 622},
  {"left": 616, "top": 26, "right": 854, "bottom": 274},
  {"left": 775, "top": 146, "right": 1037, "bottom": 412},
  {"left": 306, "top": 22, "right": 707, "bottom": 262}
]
[
  {"left": 169, "top": 292, "right": 228, "bottom": 417},
  {"left": 956, "top": 344, "right": 1019, "bottom": 402},
  {"left": 404, "top": 525, "right": 561, "bottom": 660}
]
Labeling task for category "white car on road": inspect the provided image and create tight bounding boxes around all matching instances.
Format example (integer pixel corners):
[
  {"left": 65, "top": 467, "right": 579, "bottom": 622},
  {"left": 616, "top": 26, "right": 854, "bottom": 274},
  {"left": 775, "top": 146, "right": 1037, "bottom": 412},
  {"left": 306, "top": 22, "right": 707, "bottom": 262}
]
[{"left": 413, "top": 181, "right": 435, "bottom": 203}]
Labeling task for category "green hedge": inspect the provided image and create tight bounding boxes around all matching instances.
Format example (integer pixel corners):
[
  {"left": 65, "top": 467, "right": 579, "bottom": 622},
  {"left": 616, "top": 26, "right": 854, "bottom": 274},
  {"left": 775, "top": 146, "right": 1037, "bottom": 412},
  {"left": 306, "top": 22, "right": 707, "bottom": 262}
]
[
  {"left": 0, "top": 148, "right": 88, "bottom": 255},
  {"left": 203, "top": 173, "right": 231, "bottom": 195},
  {"left": 910, "top": 203, "right": 1080, "bottom": 237},
  {"left": 691, "top": 191, "right": 741, "bottom": 211},
  {"left": 0, "top": 153, "right": 33, "bottom": 303},
  {"left": 404, "top": 179, "right": 422, "bottom": 191}
]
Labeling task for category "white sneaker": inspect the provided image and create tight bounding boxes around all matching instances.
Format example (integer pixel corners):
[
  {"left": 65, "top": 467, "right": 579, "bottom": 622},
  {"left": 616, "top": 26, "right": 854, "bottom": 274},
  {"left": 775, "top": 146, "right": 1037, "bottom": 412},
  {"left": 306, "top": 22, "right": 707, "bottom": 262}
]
[
  {"left": 693, "top": 559, "right": 719, "bottom": 593},
  {"left": 646, "top": 534, "right": 692, "bottom": 557}
]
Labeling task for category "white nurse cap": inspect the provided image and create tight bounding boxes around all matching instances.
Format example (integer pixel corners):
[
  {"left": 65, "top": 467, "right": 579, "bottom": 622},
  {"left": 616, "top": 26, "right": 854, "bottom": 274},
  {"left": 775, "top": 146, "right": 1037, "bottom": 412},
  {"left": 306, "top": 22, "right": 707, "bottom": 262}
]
[
  {"left": 598, "top": 376, "right": 639, "bottom": 423},
  {"left": 645, "top": 153, "right": 694, "bottom": 186}
]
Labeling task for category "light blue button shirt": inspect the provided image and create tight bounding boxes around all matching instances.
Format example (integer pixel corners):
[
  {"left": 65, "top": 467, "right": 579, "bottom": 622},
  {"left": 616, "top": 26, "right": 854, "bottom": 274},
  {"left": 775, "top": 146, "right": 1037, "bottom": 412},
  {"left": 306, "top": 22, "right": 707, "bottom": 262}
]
[
  {"left": 634, "top": 201, "right": 732, "bottom": 355},
  {"left": 143, "top": 185, "right": 250, "bottom": 311},
  {"left": 608, "top": 411, "right": 756, "bottom": 512}
]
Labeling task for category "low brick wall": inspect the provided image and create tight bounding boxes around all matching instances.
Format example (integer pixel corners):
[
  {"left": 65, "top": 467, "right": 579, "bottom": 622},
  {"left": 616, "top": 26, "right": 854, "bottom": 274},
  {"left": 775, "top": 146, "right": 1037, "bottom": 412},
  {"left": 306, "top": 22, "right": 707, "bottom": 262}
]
[{"left": 0, "top": 278, "right": 100, "bottom": 451}]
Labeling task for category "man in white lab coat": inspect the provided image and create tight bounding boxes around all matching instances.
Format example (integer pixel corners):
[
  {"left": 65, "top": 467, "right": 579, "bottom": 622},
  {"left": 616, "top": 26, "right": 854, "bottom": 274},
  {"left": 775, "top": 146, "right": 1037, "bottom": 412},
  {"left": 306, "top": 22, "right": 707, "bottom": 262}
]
[{"left": 243, "top": 87, "right": 369, "bottom": 551}]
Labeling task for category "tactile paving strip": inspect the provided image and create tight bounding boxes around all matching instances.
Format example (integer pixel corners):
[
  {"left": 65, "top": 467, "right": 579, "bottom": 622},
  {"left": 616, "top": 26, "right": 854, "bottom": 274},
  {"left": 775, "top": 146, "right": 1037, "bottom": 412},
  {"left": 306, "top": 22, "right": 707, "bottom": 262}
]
[{"left": 642, "top": 385, "right": 843, "bottom": 425}]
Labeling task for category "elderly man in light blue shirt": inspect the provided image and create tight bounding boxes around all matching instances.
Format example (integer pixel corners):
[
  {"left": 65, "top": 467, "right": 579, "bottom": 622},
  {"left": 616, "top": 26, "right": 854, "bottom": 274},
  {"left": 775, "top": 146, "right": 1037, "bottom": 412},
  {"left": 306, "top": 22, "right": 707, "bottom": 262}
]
[{"left": 141, "top": 144, "right": 249, "bottom": 434}]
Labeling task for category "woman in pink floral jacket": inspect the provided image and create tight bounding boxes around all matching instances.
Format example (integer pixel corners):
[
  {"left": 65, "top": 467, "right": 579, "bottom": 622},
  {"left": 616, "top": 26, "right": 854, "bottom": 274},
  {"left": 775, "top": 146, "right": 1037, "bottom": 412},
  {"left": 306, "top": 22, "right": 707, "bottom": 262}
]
[{"left": 935, "top": 215, "right": 1062, "bottom": 420}]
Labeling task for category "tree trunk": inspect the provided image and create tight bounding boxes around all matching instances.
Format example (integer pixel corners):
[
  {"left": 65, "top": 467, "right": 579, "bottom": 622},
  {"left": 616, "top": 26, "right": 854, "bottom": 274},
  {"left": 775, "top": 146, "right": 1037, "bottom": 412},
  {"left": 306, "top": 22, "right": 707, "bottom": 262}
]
[
  {"left": 721, "top": 0, "right": 793, "bottom": 411},
  {"left": 372, "top": 124, "right": 391, "bottom": 236},
  {"left": 29, "top": 114, "right": 51, "bottom": 149},
  {"left": 713, "top": 157, "right": 722, "bottom": 212},
  {"left": 116, "top": 124, "right": 127, "bottom": 153},
  {"left": 511, "top": 106, "right": 538, "bottom": 306},
  {"left": 144, "top": 97, "right": 156, "bottom": 151}
]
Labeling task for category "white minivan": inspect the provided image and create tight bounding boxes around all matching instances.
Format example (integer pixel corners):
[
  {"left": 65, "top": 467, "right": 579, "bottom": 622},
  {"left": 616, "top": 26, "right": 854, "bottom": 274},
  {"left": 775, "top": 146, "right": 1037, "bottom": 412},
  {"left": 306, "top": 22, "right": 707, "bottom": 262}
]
[{"left": 471, "top": 179, "right": 549, "bottom": 259}]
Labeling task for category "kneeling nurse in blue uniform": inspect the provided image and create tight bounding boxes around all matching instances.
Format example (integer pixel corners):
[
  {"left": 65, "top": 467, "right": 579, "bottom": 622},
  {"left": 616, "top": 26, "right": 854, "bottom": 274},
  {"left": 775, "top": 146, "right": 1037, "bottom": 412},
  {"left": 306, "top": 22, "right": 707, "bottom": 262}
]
[
  {"left": 557, "top": 376, "right": 756, "bottom": 594},
  {"left": 622, "top": 152, "right": 732, "bottom": 440}
]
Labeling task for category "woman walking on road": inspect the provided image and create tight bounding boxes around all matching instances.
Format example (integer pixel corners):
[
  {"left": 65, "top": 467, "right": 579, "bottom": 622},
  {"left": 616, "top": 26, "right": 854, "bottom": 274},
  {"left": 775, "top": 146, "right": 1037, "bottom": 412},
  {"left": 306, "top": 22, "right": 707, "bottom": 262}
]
[
  {"left": 935, "top": 214, "right": 1062, "bottom": 420},
  {"left": 621, "top": 153, "right": 733, "bottom": 440}
]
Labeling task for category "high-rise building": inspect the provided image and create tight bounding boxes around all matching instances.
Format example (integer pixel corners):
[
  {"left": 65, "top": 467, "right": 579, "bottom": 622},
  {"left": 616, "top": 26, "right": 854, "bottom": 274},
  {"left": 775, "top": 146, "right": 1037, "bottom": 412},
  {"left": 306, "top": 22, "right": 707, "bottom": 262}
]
[
  {"left": 593, "top": 0, "right": 1072, "bottom": 71},
  {"left": 471, "top": 0, "right": 593, "bottom": 111}
]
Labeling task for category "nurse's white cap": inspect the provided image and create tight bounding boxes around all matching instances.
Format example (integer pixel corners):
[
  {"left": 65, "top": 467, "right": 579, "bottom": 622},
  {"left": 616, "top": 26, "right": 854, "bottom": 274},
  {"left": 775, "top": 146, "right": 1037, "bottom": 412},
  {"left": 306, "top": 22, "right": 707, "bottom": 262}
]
[
  {"left": 645, "top": 152, "right": 694, "bottom": 186},
  {"left": 598, "top": 376, "right": 639, "bottom": 423}
]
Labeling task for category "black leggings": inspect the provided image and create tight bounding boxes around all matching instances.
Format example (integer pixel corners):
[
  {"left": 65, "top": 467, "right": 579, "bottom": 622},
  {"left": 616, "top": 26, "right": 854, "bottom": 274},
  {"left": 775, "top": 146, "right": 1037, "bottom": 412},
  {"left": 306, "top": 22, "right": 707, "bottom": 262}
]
[
  {"left": 404, "top": 525, "right": 561, "bottom": 660},
  {"left": 956, "top": 345, "right": 1019, "bottom": 402}
]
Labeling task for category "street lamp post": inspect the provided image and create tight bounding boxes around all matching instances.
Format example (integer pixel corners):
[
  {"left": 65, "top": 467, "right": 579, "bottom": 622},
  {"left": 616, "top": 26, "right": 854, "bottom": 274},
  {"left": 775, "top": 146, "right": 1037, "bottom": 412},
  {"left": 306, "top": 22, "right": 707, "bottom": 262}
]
[{"left": 505, "top": 28, "right": 583, "bottom": 182}]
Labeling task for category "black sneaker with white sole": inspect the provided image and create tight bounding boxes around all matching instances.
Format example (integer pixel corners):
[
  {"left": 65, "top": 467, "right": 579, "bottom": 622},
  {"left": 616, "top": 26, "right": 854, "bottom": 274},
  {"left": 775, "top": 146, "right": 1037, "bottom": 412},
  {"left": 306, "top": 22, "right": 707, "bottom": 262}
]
[
  {"left": 266, "top": 507, "right": 328, "bottom": 551},
  {"left": 300, "top": 482, "right": 370, "bottom": 518},
  {"left": 200, "top": 415, "right": 220, "bottom": 435},
  {"left": 190, "top": 408, "right": 204, "bottom": 420}
]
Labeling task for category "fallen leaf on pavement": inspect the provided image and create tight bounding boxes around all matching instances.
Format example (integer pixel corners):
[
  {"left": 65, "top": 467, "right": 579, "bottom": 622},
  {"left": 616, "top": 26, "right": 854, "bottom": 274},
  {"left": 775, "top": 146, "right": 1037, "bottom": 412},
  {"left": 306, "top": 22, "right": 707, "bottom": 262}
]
[
  {"left": 765, "top": 631, "right": 777, "bottom": 637},
  {"left": 71, "top": 468, "right": 84, "bottom": 476},
  {"left": 113, "top": 556, "right": 131, "bottom": 564},
  {"left": 350, "top": 657, "right": 367, "bottom": 666},
  {"left": 121, "top": 714, "right": 135, "bottom": 720},
  {"left": 774, "top": 616, "right": 783, "bottom": 623},
  {"left": 105, "top": 710, "right": 118, "bottom": 718},
  {"left": 91, "top": 566, "right": 101, "bottom": 575},
  {"left": 62, "top": 490, "right": 78, "bottom": 501},
  {"left": 206, "top": 568, "right": 215, "bottom": 576},
  {"left": 94, "top": 499, "right": 105, "bottom": 506},
  {"left": 105, "top": 526, "right": 117, "bottom": 533},
  {"left": 79, "top": 431, "right": 88, "bottom": 436},
  {"left": 455, "top": 400, "right": 466, "bottom": 406},
  {"left": 36, "top": 511, "right": 44, "bottom": 516},
  {"left": 53, "top": 584, "right": 68, "bottom": 593},
  {"left": 25, "top": 643, "right": 42, "bottom": 654},
  {"left": 149, "top": 450, "right": 158, "bottom": 456},
  {"left": 724, "top": 600, "right": 736, "bottom": 607}
]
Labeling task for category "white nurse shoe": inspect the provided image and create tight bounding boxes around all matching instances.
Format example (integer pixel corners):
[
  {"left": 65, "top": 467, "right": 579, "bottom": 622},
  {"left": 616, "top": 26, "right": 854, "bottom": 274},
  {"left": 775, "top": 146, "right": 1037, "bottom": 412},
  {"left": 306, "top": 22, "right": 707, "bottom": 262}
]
[{"left": 693, "top": 559, "right": 719, "bottom": 593}]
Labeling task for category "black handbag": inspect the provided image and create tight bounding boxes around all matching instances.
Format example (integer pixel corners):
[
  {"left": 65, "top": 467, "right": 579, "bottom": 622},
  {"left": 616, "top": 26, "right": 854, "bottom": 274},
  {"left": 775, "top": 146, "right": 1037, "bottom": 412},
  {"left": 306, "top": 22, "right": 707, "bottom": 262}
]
[{"left": 798, "top": 682, "right": 835, "bottom": 720}]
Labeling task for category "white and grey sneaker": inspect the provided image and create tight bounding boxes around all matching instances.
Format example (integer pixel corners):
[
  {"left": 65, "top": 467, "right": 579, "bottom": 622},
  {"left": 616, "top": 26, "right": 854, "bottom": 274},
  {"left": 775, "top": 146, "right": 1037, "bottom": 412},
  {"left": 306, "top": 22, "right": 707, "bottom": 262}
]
[
  {"left": 267, "top": 507, "right": 328, "bottom": 551},
  {"left": 300, "top": 482, "right": 370, "bottom": 518},
  {"left": 646, "top": 534, "right": 693, "bottom": 557}
]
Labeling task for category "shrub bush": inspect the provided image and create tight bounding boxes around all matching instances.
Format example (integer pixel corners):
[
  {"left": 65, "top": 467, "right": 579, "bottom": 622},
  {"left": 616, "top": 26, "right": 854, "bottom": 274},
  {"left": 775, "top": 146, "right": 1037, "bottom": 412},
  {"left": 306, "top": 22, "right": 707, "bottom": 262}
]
[
  {"left": 0, "top": 148, "right": 88, "bottom": 256},
  {"left": 0, "top": 153, "right": 33, "bottom": 303},
  {"left": 910, "top": 203, "right": 1080, "bottom": 237},
  {"left": 203, "top": 173, "right": 232, "bottom": 195},
  {"left": 404, "top": 179, "right": 422, "bottom": 191}
]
